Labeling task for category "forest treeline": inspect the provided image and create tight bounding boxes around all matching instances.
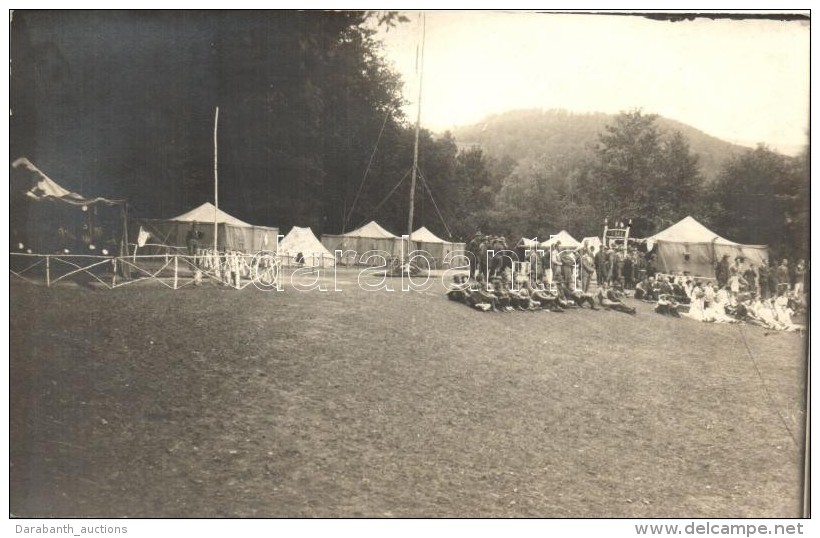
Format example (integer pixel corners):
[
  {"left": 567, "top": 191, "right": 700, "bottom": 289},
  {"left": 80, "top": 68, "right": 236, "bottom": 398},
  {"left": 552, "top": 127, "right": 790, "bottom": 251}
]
[{"left": 10, "top": 11, "right": 809, "bottom": 258}]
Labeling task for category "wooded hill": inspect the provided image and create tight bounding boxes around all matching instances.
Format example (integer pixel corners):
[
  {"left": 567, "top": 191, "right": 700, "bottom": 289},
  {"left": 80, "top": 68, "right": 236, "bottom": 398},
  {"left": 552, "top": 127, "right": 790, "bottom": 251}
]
[{"left": 452, "top": 109, "right": 752, "bottom": 182}]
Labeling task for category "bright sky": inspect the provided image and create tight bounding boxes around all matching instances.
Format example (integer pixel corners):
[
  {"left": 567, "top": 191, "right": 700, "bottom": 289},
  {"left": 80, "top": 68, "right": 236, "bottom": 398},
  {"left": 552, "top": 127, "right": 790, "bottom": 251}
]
[{"left": 375, "top": 11, "right": 810, "bottom": 155}]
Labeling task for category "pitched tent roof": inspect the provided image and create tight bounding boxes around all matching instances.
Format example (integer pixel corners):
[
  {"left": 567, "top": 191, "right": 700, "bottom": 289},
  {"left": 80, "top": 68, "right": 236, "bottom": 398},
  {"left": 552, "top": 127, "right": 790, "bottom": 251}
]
[
  {"left": 279, "top": 226, "right": 334, "bottom": 258},
  {"left": 171, "top": 202, "right": 252, "bottom": 227},
  {"left": 540, "top": 230, "right": 582, "bottom": 249},
  {"left": 644, "top": 216, "right": 764, "bottom": 248},
  {"left": 411, "top": 226, "right": 447, "bottom": 243},
  {"left": 344, "top": 220, "right": 398, "bottom": 239},
  {"left": 516, "top": 237, "right": 540, "bottom": 248},
  {"left": 581, "top": 236, "right": 603, "bottom": 251},
  {"left": 643, "top": 216, "right": 768, "bottom": 278}
]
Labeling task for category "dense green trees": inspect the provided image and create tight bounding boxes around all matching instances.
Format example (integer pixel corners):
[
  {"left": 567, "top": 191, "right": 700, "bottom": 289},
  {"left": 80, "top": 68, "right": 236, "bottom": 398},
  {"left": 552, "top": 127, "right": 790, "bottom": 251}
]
[
  {"left": 706, "top": 145, "right": 809, "bottom": 259},
  {"left": 10, "top": 13, "right": 807, "bottom": 255},
  {"left": 575, "top": 110, "right": 704, "bottom": 237}
]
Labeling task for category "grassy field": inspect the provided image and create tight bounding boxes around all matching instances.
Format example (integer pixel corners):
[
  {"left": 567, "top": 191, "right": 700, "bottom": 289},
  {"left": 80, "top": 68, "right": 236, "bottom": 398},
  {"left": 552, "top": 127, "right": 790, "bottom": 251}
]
[{"left": 9, "top": 271, "right": 807, "bottom": 518}]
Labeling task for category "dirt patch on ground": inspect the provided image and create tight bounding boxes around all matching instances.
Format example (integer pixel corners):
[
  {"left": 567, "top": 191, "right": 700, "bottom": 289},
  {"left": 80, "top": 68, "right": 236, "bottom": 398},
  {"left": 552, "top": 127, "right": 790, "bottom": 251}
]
[{"left": 9, "top": 276, "right": 807, "bottom": 517}]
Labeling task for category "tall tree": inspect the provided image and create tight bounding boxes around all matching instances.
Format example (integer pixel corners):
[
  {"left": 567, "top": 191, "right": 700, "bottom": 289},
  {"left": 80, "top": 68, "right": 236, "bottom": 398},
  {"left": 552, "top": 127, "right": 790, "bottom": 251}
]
[
  {"left": 708, "top": 145, "right": 806, "bottom": 259},
  {"left": 578, "top": 109, "right": 703, "bottom": 237}
]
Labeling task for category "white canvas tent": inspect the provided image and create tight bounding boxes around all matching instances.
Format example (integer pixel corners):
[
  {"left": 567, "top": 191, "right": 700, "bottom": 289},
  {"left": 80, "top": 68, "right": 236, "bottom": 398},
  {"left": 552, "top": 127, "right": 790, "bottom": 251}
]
[
  {"left": 322, "top": 221, "right": 401, "bottom": 265},
  {"left": 172, "top": 202, "right": 253, "bottom": 227},
  {"left": 643, "top": 216, "right": 769, "bottom": 278},
  {"left": 516, "top": 237, "right": 540, "bottom": 249},
  {"left": 136, "top": 202, "right": 278, "bottom": 254},
  {"left": 278, "top": 226, "right": 335, "bottom": 267},
  {"left": 581, "top": 236, "right": 603, "bottom": 252},
  {"left": 321, "top": 221, "right": 401, "bottom": 265},
  {"left": 410, "top": 226, "right": 466, "bottom": 268},
  {"left": 540, "top": 230, "right": 582, "bottom": 249}
]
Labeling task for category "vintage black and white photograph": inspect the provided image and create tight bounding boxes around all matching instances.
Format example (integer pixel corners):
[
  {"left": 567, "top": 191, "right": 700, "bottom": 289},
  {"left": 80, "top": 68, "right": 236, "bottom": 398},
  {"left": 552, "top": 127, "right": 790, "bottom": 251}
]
[{"left": 8, "top": 10, "right": 810, "bottom": 521}]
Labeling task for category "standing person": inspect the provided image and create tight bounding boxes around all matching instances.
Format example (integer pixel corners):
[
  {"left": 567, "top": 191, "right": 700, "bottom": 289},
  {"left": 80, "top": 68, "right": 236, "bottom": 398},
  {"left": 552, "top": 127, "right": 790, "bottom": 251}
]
[
  {"left": 645, "top": 253, "right": 657, "bottom": 279},
  {"left": 794, "top": 259, "right": 806, "bottom": 296},
  {"left": 467, "top": 231, "right": 483, "bottom": 279},
  {"left": 614, "top": 249, "right": 625, "bottom": 287},
  {"left": 776, "top": 259, "right": 790, "bottom": 295},
  {"left": 733, "top": 255, "right": 744, "bottom": 275},
  {"left": 623, "top": 250, "right": 635, "bottom": 289},
  {"left": 560, "top": 248, "right": 576, "bottom": 288},
  {"left": 715, "top": 254, "right": 730, "bottom": 288},
  {"left": 594, "top": 245, "right": 606, "bottom": 289},
  {"left": 635, "top": 251, "right": 647, "bottom": 283},
  {"left": 727, "top": 267, "right": 748, "bottom": 299},
  {"left": 550, "top": 240, "right": 563, "bottom": 284},
  {"left": 768, "top": 258, "right": 780, "bottom": 298},
  {"left": 758, "top": 261, "right": 770, "bottom": 299},
  {"left": 186, "top": 221, "right": 204, "bottom": 263},
  {"left": 581, "top": 247, "right": 596, "bottom": 293},
  {"left": 743, "top": 264, "right": 758, "bottom": 296},
  {"left": 606, "top": 248, "right": 617, "bottom": 285}
]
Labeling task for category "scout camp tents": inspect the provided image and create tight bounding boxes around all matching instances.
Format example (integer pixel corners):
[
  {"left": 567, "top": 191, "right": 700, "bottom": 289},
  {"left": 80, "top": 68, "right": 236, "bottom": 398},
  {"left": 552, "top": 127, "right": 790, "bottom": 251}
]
[
  {"left": 278, "top": 226, "right": 335, "bottom": 267},
  {"left": 320, "top": 221, "right": 401, "bottom": 265},
  {"left": 643, "top": 216, "right": 769, "bottom": 278},
  {"left": 135, "top": 202, "right": 278, "bottom": 254}
]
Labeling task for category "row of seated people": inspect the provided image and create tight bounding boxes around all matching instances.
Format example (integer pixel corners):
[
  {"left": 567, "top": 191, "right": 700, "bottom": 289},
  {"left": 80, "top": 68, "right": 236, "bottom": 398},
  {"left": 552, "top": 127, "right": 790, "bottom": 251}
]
[
  {"left": 446, "top": 275, "right": 635, "bottom": 315},
  {"left": 646, "top": 276, "right": 803, "bottom": 332},
  {"left": 633, "top": 275, "right": 691, "bottom": 304}
]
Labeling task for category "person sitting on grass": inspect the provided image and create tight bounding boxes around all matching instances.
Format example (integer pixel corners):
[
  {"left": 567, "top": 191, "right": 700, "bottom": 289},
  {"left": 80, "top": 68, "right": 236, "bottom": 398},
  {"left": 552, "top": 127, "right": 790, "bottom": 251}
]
[
  {"left": 506, "top": 281, "right": 530, "bottom": 311},
  {"left": 491, "top": 278, "right": 514, "bottom": 312},
  {"left": 556, "top": 280, "right": 598, "bottom": 310},
  {"left": 670, "top": 276, "right": 691, "bottom": 304},
  {"left": 748, "top": 297, "right": 787, "bottom": 331},
  {"left": 531, "top": 281, "right": 565, "bottom": 312},
  {"left": 656, "top": 276, "right": 674, "bottom": 297},
  {"left": 597, "top": 283, "right": 637, "bottom": 315},
  {"left": 471, "top": 274, "right": 503, "bottom": 312},
  {"left": 514, "top": 281, "right": 543, "bottom": 311},
  {"left": 548, "top": 277, "right": 578, "bottom": 310},
  {"left": 654, "top": 293, "right": 681, "bottom": 317},
  {"left": 446, "top": 275, "right": 470, "bottom": 303},
  {"left": 634, "top": 276, "right": 657, "bottom": 302},
  {"left": 773, "top": 291, "right": 803, "bottom": 332},
  {"left": 707, "top": 286, "right": 741, "bottom": 323}
]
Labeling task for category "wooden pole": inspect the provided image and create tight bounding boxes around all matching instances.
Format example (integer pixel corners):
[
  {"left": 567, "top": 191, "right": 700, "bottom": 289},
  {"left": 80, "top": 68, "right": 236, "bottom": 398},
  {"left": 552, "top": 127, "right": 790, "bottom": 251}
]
[
  {"left": 46, "top": 255, "right": 50, "bottom": 287},
  {"left": 407, "top": 13, "right": 426, "bottom": 245},
  {"left": 213, "top": 106, "right": 219, "bottom": 252}
]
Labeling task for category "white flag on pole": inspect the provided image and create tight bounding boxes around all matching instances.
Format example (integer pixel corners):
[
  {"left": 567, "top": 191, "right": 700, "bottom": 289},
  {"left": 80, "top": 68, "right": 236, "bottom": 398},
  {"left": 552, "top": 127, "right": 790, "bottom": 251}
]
[{"left": 137, "top": 226, "right": 151, "bottom": 247}]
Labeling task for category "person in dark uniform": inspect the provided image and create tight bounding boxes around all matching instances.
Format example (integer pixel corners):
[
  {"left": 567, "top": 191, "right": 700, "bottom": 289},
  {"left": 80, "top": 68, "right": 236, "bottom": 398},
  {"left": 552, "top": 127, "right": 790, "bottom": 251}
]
[
  {"left": 715, "top": 254, "right": 730, "bottom": 288},
  {"left": 186, "top": 221, "right": 204, "bottom": 260}
]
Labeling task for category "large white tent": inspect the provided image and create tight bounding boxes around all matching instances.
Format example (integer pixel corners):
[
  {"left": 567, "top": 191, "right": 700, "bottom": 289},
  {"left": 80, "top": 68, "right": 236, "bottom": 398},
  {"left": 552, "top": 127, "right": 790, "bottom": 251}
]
[
  {"left": 136, "top": 202, "right": 278, "bottom": 254},
  {"left": 172, "top": 202, "right": 253, "bottom": 227},
  {"left": 581, "top": 236, "right": 603, "bottom": 252},
  {"left": 643, "top": 216, "right": 769, "bottom": 278},
  {"left": 540, "top": 230, "right": 582, "bottom": 249},
  {"left": 320, "top": 221, "right": 401, "bottom": 265},
  {"left": 278, "top": 226, "right": 335, "bottom": 267},
  {"left": 410, "top": 226, "right": 466, "bottom": 269}
]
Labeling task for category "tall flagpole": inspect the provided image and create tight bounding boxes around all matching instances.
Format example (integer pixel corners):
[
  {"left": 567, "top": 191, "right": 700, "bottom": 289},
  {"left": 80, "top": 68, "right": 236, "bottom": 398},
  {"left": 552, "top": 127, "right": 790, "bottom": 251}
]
[
  {"left": 213, "top": 106, "right": 219, "bottom": 251},
  {"left": 407, "top": 13, "right": 426, "bottom": 244}
]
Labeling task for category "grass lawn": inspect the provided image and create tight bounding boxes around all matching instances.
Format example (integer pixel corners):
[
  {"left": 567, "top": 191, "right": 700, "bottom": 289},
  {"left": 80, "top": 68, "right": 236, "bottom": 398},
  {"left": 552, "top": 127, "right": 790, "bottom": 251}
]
[{"left": 9, "top": 271, "right": 807, "bottom": 517}]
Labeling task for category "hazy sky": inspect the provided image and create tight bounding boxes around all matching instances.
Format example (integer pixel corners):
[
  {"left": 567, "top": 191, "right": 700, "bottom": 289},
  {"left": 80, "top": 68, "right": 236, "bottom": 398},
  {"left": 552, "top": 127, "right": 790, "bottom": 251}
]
[{"left": 375, "top": 11, "right": 809, "bottom": 155}]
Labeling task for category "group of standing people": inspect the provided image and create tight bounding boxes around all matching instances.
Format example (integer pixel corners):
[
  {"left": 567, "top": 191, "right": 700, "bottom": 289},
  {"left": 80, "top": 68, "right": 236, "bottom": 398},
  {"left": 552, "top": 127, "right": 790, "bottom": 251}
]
[{"left": 715, "top": 254, "right": 807, "bottom": 300}]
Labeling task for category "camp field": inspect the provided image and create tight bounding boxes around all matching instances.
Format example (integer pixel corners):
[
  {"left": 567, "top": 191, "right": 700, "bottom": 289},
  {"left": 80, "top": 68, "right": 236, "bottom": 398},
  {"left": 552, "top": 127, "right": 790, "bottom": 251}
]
[{"left": 10, "top": 271, "right": 807, "bottom": 518}]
